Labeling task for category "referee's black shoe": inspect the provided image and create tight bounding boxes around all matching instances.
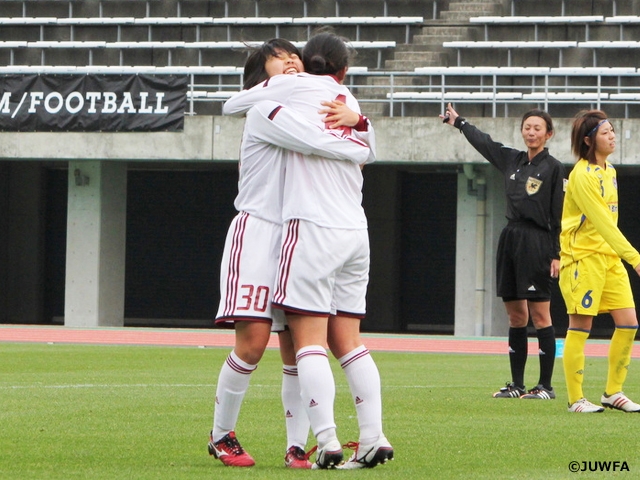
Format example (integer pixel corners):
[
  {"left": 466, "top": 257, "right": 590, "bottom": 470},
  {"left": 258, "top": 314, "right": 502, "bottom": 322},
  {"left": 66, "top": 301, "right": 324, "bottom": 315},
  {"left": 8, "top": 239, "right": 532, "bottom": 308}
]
[
  {"left": 521, "top": 385, "right": 556, "bottom": 400},
  {"left": 492, "top": 382, "right": 526, "bottom": 398}
]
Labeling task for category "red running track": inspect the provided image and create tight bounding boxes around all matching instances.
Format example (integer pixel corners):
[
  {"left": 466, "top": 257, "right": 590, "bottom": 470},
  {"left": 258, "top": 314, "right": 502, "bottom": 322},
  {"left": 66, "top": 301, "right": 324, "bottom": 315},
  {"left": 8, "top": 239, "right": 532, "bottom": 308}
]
[{"left": 0, "top": 325, "right": 628, "bottom": 358}]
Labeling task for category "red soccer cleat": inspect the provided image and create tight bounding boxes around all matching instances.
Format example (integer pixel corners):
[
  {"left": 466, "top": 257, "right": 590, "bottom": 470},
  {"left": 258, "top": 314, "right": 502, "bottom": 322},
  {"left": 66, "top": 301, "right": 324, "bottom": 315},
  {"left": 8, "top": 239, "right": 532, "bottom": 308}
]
[
  {"left": 284, "top": 445, "right": 315, "bottom": 469},
  {"left": 208, "top": 431, "right": 255, "bottom": 467}
]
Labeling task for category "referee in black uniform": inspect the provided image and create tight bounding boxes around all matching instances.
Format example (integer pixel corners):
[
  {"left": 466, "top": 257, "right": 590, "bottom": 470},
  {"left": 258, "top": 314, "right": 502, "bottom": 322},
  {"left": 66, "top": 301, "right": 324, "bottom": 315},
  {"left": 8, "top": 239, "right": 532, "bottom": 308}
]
[{"left": 442, "top": 103, "right": 566, "bottom": 400}]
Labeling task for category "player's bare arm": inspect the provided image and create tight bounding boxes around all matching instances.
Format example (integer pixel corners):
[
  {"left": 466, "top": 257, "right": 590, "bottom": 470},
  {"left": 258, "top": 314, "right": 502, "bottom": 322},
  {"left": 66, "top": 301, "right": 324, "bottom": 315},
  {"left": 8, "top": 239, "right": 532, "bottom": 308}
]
[{"left": 550, "top": 258, "right": 560, "bottom": 278}]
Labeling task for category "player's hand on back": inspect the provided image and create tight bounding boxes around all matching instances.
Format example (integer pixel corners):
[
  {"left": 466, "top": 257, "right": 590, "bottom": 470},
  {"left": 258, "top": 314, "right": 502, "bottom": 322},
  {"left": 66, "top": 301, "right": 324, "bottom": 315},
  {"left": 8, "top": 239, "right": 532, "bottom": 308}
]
[{"left": 319, "top": 100, "right": 360, "bottom": 128}]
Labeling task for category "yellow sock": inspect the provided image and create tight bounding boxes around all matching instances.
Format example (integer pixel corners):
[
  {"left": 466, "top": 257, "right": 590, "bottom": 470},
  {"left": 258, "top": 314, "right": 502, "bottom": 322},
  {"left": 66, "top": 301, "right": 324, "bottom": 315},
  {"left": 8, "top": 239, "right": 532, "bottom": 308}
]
[
  {"left": 605, "top": 326, "right": 638, "bottom": 395},
  {"left": 563, "top": 329, "right": 589, "bottom": 405}
]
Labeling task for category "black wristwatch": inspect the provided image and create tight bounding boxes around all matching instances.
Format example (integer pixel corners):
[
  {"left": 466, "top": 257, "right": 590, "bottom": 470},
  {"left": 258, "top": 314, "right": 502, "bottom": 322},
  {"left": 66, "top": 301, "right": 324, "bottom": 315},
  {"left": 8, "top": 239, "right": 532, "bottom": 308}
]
[{"left": 454, "top": 116, "right": 467, "bottom": 130}]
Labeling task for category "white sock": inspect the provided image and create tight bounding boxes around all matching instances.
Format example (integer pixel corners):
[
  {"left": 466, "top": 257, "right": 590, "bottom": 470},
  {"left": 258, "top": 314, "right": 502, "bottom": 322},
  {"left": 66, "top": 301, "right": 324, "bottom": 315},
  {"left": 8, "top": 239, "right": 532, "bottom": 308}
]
[
  {"left": 282, "top": 364, "right": 311, "bottom": 450},
  {"left": 339, "top": 345, "right": 383, "bottom": 446},
  {"left": 317, "top": 427, "right": 338, "bottom": 450},
  {"left": 296, "top": 345, "right": 337, "bottom": 447},
  {"left": 212, "top": 350, "right": 256, "bottom": 442}
]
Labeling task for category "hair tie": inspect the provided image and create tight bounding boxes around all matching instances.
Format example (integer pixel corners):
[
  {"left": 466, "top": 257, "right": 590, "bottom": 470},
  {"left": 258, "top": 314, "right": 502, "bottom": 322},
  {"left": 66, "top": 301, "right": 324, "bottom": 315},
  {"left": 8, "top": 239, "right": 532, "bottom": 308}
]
[{"left": 586, "top": 119, "right": 608, "bottom": 137}]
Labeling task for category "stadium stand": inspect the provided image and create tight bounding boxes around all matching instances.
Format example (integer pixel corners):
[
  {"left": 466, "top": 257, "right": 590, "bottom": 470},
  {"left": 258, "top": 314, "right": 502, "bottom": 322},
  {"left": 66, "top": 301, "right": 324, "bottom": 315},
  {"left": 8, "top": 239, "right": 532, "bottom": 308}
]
[
  {"left": 4, "top": 0, "right": 640, "bottom": 337},
  {"left": 0, "top": 62, "right": 368, "bottom": 116},
  {"left": 0, "top": 39, "right": 393, "bottom": 69},
  {"left": 390, "top": 1, "right": 640, "bottom": 119},
  {"left": 508, "top": 0, "right": 622, "bottom": 16},
  {"left": 386, "top": 66, "right": 640, "bottom": 117},
  {"left": 0, "top": 15, "right": 423, "bottom": 42},
  {"left": 0, "top": 11, "right": 408, "bottom": 70},
  {"left": 3, "top": 0, "right": 640, "bottom": 119}
]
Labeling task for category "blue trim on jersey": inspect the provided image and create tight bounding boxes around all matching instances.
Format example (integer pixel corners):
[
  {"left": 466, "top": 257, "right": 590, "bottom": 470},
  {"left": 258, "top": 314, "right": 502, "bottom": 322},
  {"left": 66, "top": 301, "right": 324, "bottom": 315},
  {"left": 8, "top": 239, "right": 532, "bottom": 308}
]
[{"left": 567, "top": 327, "right": 591, "bottom": 334}]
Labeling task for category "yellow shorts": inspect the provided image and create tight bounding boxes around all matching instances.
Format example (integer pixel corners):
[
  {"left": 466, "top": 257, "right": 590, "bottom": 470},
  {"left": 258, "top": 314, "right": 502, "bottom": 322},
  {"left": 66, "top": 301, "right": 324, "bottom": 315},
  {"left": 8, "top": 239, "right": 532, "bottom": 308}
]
[{"left": 559, "top": 253, "right": 635, "bottom": 315}]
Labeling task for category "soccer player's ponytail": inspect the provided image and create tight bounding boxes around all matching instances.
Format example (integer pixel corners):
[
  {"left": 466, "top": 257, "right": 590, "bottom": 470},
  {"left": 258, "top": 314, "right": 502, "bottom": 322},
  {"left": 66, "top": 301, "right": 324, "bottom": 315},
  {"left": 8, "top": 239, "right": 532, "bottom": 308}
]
[{"left": 302, "top": 31, "right": 355, "bottom": 77}]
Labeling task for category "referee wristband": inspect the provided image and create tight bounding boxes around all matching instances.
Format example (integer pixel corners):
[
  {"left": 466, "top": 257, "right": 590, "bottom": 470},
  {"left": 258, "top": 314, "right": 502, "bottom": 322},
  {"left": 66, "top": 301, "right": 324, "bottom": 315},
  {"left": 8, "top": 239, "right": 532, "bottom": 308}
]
[{"left": 454, "top": 116, "right": 467, "bottom": 131}]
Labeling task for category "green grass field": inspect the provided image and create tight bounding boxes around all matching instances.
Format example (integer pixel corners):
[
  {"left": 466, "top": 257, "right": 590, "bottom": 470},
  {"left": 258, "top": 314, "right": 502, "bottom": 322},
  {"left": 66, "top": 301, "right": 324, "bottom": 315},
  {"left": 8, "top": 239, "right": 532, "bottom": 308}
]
[{"left": 1, "top": 342, "right": 639, "bottom": 479}]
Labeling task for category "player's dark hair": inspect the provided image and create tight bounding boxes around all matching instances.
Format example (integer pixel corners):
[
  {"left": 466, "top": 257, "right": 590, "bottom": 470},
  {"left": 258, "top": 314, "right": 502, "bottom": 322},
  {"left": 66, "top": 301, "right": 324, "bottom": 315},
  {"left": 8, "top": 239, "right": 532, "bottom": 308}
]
[
  {"left": 521, "top": 109, "right": 554, "bottom": 136},
  {"left": 242, "top": 38, "right": 302, "bottom": 90},
  {"left": 571, "top": 109, "right": 610, "bottom": 163},
  {"left": 302, "top": 31, "right": 355, "bottom": 76}
]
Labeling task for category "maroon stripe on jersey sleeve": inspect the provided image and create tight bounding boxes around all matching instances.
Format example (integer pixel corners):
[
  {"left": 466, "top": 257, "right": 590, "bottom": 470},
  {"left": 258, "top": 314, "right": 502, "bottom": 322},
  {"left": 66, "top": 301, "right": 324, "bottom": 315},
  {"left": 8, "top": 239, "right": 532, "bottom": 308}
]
[{"left": 268, "top": 105, "right": 283, "bottom": 120}]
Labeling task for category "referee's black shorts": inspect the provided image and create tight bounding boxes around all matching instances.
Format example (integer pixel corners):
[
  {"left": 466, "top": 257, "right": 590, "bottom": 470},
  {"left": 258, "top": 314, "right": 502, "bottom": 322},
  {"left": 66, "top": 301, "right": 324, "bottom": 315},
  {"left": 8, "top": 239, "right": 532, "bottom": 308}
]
[{"left": 496, "top": 221, "right": 554, "bottom": 301}]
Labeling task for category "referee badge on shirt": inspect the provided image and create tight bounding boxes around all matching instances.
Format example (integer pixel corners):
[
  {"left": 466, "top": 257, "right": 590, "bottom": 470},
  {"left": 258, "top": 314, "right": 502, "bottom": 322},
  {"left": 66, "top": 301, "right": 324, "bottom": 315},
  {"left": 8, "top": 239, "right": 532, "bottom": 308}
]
[{"left": 525, "top": 177, "right": 542, "bottom": 195}]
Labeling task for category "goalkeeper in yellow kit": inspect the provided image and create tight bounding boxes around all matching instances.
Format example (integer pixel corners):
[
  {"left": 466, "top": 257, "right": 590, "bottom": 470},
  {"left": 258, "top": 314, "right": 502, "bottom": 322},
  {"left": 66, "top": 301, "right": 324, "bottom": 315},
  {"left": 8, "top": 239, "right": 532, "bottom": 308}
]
[{"left": 560, "top": 110, "right": 640, "bottom": 413}]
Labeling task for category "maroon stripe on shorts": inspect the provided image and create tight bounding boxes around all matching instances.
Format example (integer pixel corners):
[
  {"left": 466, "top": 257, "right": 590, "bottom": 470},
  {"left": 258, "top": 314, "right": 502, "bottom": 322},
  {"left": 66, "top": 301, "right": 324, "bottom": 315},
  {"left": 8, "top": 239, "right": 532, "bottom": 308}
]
[
  {"left": 274, "top": 219, "right": 299, "bottom": 305},
  {"left": 223, "top": 212, "right": 249, "bottom": 316}
]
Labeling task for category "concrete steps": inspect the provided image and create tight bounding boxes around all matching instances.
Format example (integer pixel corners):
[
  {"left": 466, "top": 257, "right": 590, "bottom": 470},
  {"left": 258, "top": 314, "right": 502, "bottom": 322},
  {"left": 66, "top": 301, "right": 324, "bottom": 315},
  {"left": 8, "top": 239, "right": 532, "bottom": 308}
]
[
  {"left": 381, "top": 0, "right": 504, "bottom": 71},
  {"left": 363, "top": 0, "right": 508, "bottom": 115},
  {"left": 385, "top": 52, "right": 448, "bottom": 69},
  {"left": 440, "top": 2, "right": 505, "bottom": 21}
]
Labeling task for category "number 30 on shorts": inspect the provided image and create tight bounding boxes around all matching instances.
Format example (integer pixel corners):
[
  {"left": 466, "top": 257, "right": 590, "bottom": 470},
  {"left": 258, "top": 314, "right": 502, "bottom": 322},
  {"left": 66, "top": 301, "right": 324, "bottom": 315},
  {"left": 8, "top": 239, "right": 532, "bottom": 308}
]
[
  {"left": 238, "top": 284, "right": 270, "bottom": 312},
  {"left": 581, "top": 290, "right": 593, "bottom": 309}
]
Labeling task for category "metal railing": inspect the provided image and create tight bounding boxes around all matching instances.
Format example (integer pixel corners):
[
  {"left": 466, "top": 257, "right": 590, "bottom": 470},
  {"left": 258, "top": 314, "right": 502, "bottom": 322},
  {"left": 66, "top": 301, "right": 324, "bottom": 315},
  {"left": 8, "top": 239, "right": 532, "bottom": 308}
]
[
  {"left": 185, "top": 67, "right": 640, "bottom": 118},
  {"left": 3, "top": 65, "right": 640, "bottom": 118}
]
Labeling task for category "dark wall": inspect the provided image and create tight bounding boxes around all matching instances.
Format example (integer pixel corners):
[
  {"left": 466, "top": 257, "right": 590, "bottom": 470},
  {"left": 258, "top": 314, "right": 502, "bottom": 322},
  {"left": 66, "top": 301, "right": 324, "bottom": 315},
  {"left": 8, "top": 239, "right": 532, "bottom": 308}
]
[
  {"left": 398, "top": 170, "right": 457, "bottom": 333},
  {"left": 44, "top": 166, "right": 238, "bottom": 326},
  {"left": 40, "top": 165, "right": 640, "bottom": 335},
  {"left": 124, "top": 168, "right": 238, "bottom": 322},
  {"left": 0, "top": 164, "right": 8, "bottom": 323},
  {"left": 44, "top": 168, "right": 68, "bottom": 323},
  {"left": 43, "top": 164, "right": 458, "bottom": 332}
]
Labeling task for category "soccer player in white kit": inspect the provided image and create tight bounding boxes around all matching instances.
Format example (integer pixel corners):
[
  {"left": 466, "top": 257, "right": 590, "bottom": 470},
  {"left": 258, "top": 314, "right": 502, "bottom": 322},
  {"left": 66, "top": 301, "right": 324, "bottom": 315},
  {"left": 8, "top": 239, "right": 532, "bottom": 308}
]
[
  {"left": 223, "top": 32, "right": 393, "bottom": 469},
  {"left": 209, "top": 39, "right": 374, "bottom": 469}
]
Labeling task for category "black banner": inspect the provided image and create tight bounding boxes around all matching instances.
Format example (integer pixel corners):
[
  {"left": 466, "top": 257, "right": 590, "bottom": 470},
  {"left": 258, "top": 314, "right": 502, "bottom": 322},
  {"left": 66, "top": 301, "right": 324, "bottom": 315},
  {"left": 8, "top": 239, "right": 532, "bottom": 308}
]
[{"left": 0, "top": 74, "right": 187, "bottom": 132}]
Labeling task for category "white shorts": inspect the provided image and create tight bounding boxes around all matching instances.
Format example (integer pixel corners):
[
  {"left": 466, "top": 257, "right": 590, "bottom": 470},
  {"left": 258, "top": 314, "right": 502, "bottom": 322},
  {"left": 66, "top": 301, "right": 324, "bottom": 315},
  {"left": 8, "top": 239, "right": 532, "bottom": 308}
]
[
  {"left": 215, "top": 212, "right": 286, "bottom": 331},
  {"left": 273, "top": 219, "right": 369, "bottom": 317}
]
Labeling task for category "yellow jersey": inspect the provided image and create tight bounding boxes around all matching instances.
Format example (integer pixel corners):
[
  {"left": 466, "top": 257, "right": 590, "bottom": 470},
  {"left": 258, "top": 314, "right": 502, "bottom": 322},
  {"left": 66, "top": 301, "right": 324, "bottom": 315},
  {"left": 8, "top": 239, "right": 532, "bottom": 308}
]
[{"left": 560, "top": 158, "right": 640, "bottom": 268}]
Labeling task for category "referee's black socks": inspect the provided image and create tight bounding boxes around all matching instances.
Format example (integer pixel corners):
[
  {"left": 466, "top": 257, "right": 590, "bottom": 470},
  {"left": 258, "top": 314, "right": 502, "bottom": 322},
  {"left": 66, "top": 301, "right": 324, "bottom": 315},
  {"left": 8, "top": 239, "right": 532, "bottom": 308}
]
[
  {"left": 508, "top": 326, "right": 528, "bottom": 389},
  {"left": 536, "top": 325, "right": 556, "bottom": 390}
]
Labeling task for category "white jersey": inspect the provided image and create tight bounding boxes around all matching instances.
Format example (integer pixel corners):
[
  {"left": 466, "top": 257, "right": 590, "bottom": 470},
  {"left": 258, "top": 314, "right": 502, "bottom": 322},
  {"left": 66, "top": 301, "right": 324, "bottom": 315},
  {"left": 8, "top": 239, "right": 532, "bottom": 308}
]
[
  {"left": 224, "top": 73, "right": 375, "bottom": 230},
  {"left": 233, "top": 99, "right": 373, "bottom": 225},
  {"left": 235, "top": 124, "right": 286, "bottom": 224}
]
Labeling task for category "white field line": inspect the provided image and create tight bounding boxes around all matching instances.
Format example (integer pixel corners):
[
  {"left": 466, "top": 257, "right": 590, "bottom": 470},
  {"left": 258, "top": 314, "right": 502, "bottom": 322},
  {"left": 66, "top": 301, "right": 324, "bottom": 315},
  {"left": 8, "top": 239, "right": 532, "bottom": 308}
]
[{"left": 0, "top": 383, "right": 434, "bottom": 390}]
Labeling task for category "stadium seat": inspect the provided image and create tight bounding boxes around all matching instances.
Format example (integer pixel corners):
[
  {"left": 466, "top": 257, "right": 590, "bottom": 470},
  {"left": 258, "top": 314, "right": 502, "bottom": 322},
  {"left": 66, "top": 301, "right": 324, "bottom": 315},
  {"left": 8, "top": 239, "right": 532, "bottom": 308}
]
[
  {"left": 604, "top": 15, "right": 640, "bottom": 40},
  {"left": 522, "top": 91, "right": 609, "bottom": 110},
  {"left": 469, "top": 15, "right": 603, "bottom": 41},
  {"left": 0, "top": 17, "right": 58, "bottom": 25},
  {"left": 292, "top": 16, "right": 423, "bottom": 42},
  {"left": 578, "top": 40, "right": 640, "bottom": 67},
  {"left": 386, "top": 90, "right": 524, "bottom": 117},
  {"left": 413, "top": 66, "right": 551, "bottom": 76},
  {"left": 442, "top": 41, "right": 577, "bottom": 67}
]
